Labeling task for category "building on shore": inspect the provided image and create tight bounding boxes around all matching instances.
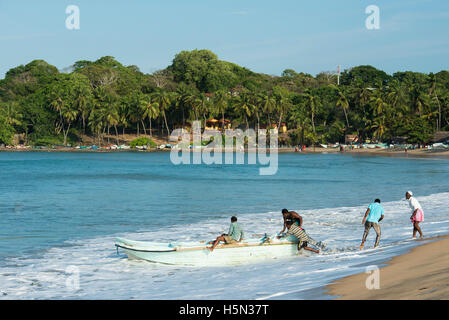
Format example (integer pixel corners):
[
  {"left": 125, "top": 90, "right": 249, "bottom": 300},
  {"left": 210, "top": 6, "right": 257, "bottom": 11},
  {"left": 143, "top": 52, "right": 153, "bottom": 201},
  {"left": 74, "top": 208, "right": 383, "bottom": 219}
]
[
  {"left": 345, "top": 134, "right": 359, "bottom": 144},
  {"left": 432, "top": 131, "right": 449, "bottom": 144}
]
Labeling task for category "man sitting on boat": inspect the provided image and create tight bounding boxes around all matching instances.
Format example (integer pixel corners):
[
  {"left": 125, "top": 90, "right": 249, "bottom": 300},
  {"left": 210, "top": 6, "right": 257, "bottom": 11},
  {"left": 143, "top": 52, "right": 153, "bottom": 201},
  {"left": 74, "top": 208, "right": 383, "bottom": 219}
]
[
  {"left": 278, "top": 209, "right": 326, "bottom": 254},
  {"left": 209, "top": 216, "right": 245, "bottom": 252}
]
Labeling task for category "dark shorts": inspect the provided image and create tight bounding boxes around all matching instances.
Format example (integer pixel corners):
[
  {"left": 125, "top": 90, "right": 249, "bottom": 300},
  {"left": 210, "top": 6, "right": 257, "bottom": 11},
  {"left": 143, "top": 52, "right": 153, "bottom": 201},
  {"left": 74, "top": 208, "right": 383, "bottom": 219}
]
[{"left": 298, "top": 240, "right": 308, "bottom": 250}]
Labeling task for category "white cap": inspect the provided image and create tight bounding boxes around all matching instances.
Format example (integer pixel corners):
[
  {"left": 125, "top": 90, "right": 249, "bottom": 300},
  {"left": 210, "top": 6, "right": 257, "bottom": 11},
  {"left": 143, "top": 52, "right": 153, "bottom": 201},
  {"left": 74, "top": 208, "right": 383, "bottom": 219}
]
[{"left": 407, "top": 191, "right": 413, "bottom": 196}]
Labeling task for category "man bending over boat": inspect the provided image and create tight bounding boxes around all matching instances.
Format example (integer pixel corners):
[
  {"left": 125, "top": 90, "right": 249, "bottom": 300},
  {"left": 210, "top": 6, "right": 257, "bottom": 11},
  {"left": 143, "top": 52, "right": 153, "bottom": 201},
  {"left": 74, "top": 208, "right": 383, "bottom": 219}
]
[
  {"left": 280, "top": 208, "right": 302, "bottom": 232},
  {"left": 278, "top": 209, "right": 326, "bottom": 254},
  {"left": 209, "top": 216, "right": 244, "bottom": 252}
]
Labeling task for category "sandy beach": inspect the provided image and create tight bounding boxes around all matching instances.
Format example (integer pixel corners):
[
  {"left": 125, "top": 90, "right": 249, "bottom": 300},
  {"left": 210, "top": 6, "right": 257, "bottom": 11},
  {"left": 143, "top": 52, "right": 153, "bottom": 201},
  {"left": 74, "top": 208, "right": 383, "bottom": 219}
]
[
  {"left": 326, "top": 235, "right": 449, "bottom": 300},
  {"left": 2, "top": 146, "right": 449, "bottom": 158}
]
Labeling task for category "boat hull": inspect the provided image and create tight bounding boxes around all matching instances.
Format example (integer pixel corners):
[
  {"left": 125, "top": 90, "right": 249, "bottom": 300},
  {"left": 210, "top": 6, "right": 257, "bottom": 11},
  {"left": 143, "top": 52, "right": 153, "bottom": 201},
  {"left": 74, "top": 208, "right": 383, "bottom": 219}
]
[{"left": 115, "top": 237, "right": 299, "bottom": 266}]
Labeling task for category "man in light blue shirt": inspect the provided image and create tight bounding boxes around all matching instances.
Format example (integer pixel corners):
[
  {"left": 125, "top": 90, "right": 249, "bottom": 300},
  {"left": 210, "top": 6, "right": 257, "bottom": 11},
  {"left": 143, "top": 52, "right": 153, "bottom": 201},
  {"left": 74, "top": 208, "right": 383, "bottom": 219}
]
[
  {"left": 360, "top": 199, "right": 384, "bottom": 250},
  {"left": 209, "top": 216, "right": 244, "bottom": 252}
]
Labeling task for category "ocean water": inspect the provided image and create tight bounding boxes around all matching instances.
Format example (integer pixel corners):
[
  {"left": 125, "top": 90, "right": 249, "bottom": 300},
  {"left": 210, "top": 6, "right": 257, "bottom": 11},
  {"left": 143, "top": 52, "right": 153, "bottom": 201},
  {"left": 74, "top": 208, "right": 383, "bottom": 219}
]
[{"left": 0, "top": 151, "right": 449, "bottom": 299}]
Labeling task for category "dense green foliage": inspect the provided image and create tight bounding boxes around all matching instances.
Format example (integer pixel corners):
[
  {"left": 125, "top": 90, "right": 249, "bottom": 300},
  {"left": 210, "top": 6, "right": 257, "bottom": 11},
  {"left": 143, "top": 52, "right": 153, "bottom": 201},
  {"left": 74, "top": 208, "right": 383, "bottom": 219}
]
[
  {"left": 0, "top": 113, "right": 14, "bottom": 144},
  {"left": 1, "top": 50, "right": 448, "bottom": 146},
  {"left": 130, "top": 137, "right": 156, "bottom": 148}
]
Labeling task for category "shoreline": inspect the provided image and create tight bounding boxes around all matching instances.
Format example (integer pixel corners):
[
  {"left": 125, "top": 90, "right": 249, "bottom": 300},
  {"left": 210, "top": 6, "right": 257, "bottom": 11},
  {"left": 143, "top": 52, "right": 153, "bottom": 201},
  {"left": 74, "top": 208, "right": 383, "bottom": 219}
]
[
  {"left": 1, "top": 147, "right": 449, "bottom": 158},
  {"left": 325, "top": 235, "right": 449, "bottom": 300}
]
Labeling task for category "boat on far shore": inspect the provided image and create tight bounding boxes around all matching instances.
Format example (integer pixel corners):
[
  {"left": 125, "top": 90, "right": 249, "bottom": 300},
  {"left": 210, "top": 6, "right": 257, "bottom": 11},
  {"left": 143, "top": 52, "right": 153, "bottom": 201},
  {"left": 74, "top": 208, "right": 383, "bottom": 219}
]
[
  {"left": 362, "top": 143, "right": 389, "bottom": 149},
  {"left": 320, "top": 143, "right": 341, "bottom": 149}
]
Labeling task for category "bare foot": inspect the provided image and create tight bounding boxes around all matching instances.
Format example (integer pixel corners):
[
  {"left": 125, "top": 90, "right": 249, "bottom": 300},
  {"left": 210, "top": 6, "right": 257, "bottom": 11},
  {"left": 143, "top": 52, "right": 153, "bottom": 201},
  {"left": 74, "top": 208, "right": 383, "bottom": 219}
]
[{"left": 359, "top": 245, "right": 364, "bottom": 251}]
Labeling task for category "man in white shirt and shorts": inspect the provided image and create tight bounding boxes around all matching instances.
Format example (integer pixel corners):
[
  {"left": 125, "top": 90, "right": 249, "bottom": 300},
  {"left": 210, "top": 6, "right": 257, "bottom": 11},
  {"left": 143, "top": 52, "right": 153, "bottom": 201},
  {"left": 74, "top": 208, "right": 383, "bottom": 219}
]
[{"left": 406, "top": 191, "right": 424, "bottom": 239}]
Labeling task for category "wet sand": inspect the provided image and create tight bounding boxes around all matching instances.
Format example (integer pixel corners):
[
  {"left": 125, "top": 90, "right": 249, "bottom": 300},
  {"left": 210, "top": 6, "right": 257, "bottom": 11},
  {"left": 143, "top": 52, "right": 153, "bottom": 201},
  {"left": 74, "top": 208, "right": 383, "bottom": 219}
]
[{"left": 326, "top": 235, "right": 449, "bottom": 300}]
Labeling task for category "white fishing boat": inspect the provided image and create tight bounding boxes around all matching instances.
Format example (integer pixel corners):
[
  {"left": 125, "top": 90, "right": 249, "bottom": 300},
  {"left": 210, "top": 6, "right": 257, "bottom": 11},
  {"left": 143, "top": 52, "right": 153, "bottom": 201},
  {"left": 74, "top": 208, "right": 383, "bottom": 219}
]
[
  {"left": 363, "top": 143, "right": 377, "bottom": 149},
  {"left": 363, "top": 143, "right": 388, "bottom": 149},
  {"left": 320, "top": 143, "right": 342, "bottom": 149},
  {"left": 115, "top": 234, "right": 300, "bottom": 266},
  {"left": 432, "top": 143, "right": 449, "bottom": 149}
]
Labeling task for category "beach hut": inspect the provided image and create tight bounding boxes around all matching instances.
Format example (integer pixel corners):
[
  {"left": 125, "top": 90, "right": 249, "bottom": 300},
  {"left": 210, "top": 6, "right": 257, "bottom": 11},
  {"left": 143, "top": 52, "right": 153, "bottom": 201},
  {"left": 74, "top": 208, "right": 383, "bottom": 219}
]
[
  {"left": 258, "top": 124, "right": 279, "bottom": 134},
  {"left": 180, "top": 122, "right": 192, "bottom": 132},
  {"left": 206, "top": 119, "right": 219, "bottom": 130},
  {"left": 345, "top": 134, "right": 358, "bottom": 144},
  {"left": 218, "top": 118, "right": 232, "bottom": 130},
  {"left": 432, "top": 131, "right": 449, "bottom": 144}
]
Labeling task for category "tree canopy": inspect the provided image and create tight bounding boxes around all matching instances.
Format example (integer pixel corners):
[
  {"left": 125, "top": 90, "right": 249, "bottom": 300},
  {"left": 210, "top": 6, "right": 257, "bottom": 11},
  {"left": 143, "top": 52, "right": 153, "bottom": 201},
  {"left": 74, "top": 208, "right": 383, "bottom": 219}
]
[{"left": 1, "top": 50, "right": 448, "bottom": 146}]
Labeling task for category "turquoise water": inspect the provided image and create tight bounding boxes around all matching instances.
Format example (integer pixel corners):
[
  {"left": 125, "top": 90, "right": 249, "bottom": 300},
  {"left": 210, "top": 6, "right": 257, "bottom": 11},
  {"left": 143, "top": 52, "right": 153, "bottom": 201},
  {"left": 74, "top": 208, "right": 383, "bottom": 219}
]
[
  {"left": 2, "top": 151, "right": 449, "bottom": 299},
  {"left": 1, "top": 151, "right": 449, "bottom": 262}
]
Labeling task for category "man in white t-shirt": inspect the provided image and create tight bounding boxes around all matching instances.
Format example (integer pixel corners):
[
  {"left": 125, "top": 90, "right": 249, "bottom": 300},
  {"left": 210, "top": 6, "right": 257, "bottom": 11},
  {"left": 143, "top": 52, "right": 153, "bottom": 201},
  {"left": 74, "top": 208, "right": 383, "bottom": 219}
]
[{"left": 406, "top": 191, "right": 424, "bottom": 239}]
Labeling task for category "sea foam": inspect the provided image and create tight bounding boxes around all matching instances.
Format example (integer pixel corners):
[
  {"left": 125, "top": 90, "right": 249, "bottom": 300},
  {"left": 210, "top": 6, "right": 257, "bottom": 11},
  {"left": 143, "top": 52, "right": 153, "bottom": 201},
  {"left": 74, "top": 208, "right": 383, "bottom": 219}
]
[{"left": 1, "top": 192, "right": 448, "bottom": 299}]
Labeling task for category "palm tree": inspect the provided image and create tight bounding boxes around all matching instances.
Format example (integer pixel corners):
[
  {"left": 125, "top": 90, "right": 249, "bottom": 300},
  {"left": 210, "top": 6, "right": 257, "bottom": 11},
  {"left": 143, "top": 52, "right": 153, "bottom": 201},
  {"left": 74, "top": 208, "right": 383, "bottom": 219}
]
[
  {"left": 3, "top": 103, "right": 23, "bottom": 127},
  {"left": 369, "top": 91, "right": 389, "bottom": 117},
  {"left": 428, "top": 73, "right": 442, "bottom": 131},
  {"left": 334, "top": 86, "right": 350, "bottom": 129},
  {"left": 214, "top": 90, "right": 228, "bottom": 131},
  {"left": 142, "top": 94, "right": 160, "bottom": 137},
  {"left": 151, "top": 90, "right": 171, "bottom": 136},
  {"left": 233, "top": 92, "right": 254, "bottom": 130},
  {"left": 50, "top": 96, "right": 65, "bottom": 135},
  {"left": 440, "top": 91, "right": 449, "bottom": 128},
  {"left": 260, "top": 92, "right": 275, "bottom": 127},
  {"left": 137, "top": 94, "right": 150, "bottom": 136},
  {"left": 117, "top": 102, "right": 129, "bottom": 136},
  {"left": 415, "top": 92, "right": 432, "bottom": 118},
  {"left": 93, "top": 88, "right": 119, "bottom": 142},
  {"left": 386, "top": 80, "right": 408, "bottom": 118},
  {"left": 60, "top": 105, "right": 78, "bottom": 145},
  {"left": 253, "top": 92, "right": 266, "bottom": 132},
  {"left": 89, "top": 107, "right": 106, "bottom": 145},
  {"left": 126, "top": 92, "right": 145, "bottom": 136},
  {"left": 288, "top": 104, "right": 316, "bottom": 146},
  {"left": 301, "top": 91, "right": 319, "bottom": 133},
  {"left": 103, "top": 105, "right": 120, "bottom": 144},
  {"left": 274, "top": 90, "right": 292, "bottom": 132},
  {"left": 410, "top": 84, "right": 431, "bottom": 118},
  {"left": 74, "top": 94, "right": 90, "bottom": 134},
  {"left": 351, "top": 81, "right": 372, "bottom": 120},
  {"left": 50, "top": 95, "right": 79, "bottom": 145},
  {"left": 174, "top": 86, "right": 193, "bottom": 127},
  {"left": 370, "top": 116, "right": 387, "bottom": 141},
  {"left": 197, "top": 93, "right": 212, "bottom": 128},
  {"left": 185, "top": 94, "right": 201, "bottom": 122}
]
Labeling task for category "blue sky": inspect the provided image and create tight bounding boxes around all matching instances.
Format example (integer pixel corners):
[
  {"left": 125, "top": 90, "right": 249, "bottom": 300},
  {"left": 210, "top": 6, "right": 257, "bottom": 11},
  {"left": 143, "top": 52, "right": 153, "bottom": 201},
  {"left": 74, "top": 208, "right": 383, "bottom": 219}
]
[{"left": 1, "top": 0, "right": 448, "bottom": 78}]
